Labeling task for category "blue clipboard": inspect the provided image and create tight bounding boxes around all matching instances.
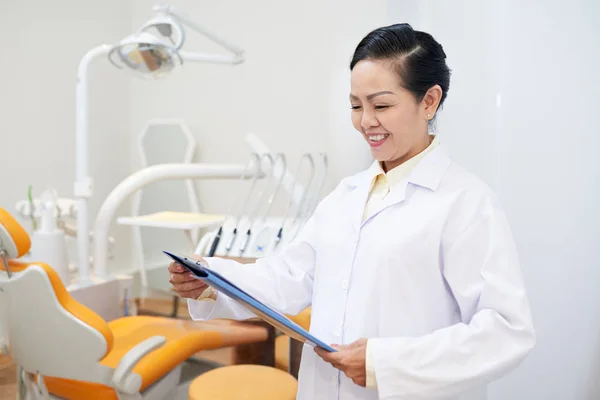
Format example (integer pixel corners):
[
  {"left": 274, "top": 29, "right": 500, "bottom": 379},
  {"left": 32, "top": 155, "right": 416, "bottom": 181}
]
[{"left": 163, "top": 251, "right": 337, "bottom": 352}]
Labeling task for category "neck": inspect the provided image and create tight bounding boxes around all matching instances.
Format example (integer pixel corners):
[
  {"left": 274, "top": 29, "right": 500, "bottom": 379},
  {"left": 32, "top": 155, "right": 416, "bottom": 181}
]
[{"left": 383, "top": 134, "right": 433, "bottom": 172}]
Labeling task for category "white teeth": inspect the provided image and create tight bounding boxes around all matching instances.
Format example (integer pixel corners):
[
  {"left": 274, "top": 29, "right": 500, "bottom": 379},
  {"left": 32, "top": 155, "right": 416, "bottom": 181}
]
[{"left": 369, "top": 134, "right": 388, "bottom": 142}]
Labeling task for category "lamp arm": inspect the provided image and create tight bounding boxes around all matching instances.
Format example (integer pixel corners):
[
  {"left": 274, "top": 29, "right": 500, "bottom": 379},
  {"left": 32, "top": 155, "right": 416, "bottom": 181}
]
[
  {"left": 154, "top": 4, "right": 245, "bottom": 60},
  {"left": 178, "top": 51, "right": 242, "bottom": 65},
  {"left": 75, "top": 44, "right": 112, "bottom": 286}
]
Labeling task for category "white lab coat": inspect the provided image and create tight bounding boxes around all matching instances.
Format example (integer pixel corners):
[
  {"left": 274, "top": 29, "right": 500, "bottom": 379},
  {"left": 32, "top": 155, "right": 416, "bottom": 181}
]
[{"left": 188, "top": 145, "right": 535, "bottom": 400}]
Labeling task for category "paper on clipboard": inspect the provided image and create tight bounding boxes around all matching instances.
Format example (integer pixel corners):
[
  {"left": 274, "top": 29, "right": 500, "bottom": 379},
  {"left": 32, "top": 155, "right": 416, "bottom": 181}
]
[{"left": 163, "top": 251, "right": 336, "bottom": 352}]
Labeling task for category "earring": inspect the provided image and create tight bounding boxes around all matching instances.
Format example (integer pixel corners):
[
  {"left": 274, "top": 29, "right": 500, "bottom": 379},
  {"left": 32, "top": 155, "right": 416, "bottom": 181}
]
[{"left": 427, "top": 113, "right": 431, "bottom": 119}]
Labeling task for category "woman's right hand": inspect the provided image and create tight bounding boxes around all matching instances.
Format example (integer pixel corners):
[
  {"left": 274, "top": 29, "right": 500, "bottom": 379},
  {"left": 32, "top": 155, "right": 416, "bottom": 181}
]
[{"left": 168, "top": 257, "right": 210, "bottom": 299}]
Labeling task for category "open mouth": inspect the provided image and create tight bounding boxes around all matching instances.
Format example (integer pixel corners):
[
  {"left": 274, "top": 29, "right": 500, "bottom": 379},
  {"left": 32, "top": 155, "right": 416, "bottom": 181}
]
[{"left": 367, "top": 133, "right": 389, "bottom": 147}]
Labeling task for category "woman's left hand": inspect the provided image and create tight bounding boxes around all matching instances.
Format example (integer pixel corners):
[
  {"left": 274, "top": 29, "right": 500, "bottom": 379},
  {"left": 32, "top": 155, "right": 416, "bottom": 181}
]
[{"left": 314, "top": 338, "right": 368, "bottom": 387}]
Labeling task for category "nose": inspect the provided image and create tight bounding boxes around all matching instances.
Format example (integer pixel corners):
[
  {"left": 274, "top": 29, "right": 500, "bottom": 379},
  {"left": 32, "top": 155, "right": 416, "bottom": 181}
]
[{"left": 360, "top": 109, "right": 379, "bottom": 131}]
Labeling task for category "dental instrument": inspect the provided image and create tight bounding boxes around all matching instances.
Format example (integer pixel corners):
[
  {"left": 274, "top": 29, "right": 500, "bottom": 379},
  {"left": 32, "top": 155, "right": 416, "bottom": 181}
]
[
  {"left": 238, "top": 153, "right": 278, "bottom": 255},
  {"left": 250, "top": 153, "right": 287, "bottom": 254},
  {"left": 109, "top": 4, "right": 244, "bottom": 75},
  {"left": 223, "top": 153, "right": 262, "bottom": 254},
  {"left": 244, "top": 133, "right": 307, "bottom": 208},
  {"left": 254, "top": 153, "right": 287, "bottom": 228},
  {"left": 75, "top": 3, "right": 245, "bottom": 284},
  {"left": 207, "top": 226, "right": 223, "bottom": 258},
  {"left": 288, "top": 154, "right": 320, "bottom": 241},
  {"left": 300, "top": 153, "right": 329, "bottom": 222},
  {"left": 207, "top": 154, "right": 260, "bottom": 257},
  {"left": 272, "top": 153, "right": 316, "bottom": 250}
]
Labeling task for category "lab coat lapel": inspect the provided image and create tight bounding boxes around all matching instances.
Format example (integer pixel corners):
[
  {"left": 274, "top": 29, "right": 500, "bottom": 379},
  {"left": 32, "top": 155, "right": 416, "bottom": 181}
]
[
  {"left": 344, "top": 168, "right": 378, "bottom": 232},
  {"left": 348, "top": 180, "right": 373, "bottom": 232},
  {"left": 362, "top": 181, "right": 408, "bottom": 227},
  {"left": 379, "top": 182, "right": 408, "bottom": 212},
  {"left": 359, "top": 145, "right": 453, "bottom": 226}
]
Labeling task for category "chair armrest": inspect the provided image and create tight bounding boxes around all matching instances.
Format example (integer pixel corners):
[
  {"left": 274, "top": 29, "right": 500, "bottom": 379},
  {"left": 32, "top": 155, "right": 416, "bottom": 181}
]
[{"left": 112, "top": 335, "right": 166, "bottom": 395}]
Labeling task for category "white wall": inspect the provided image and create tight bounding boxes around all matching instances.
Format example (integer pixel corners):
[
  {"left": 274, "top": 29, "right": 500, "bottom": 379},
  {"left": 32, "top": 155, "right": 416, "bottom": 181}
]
[
  {"left": 129, "top": 0, "right": 382, "bottom": 266},
  {"left": 388, "top": 0, "right": 600, "bottom": 398},
  {"left": 0, "top": 0, "right": 133, "bottom": 273}
]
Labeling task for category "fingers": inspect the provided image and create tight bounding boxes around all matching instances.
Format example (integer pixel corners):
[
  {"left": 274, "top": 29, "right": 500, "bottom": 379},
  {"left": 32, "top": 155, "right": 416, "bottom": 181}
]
[
  {"left": 351, "top": 376, "right": 366, "bottom": 387},
  {"left": 315, "top": 344, "right": 367, "bottom": 388},
  {"left": 315, "top": 346, "right": 342, "bottom": 364},
  {"left": 168, "top": 261, "right": 187, "bottom": 274},
  {"left": 314, "top": 347, "right": 327, "bottom": 358},
  {"left": 173, "top": 281, "right": 208, "bottom": 299},
  {"left": 169, "top": 271, "right": 197, "bottom": 284},
  {"left": 167, "top": 257, "right": 211, "bottom": 299},
  {"left": 347, "top": 338, "right": 367, "bottom": 348},
  {"left": 173, "top": 280, "right": 207, "bottom": 292}
]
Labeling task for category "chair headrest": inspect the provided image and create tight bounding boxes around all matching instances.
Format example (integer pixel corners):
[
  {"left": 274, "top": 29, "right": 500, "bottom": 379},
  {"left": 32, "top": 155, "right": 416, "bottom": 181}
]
[{"left": 0, "top": 208, "right": 31, "bottom": 259}]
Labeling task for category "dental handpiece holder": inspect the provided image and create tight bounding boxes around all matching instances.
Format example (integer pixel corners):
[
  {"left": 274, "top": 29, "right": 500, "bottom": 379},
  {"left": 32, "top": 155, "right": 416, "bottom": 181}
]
[{"left": 29, "top": 189, "right": 70, "bottom": 286}]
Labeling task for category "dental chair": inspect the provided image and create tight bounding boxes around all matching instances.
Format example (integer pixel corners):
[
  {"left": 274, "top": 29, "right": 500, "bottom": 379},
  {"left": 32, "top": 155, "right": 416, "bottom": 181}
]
[{"left": 0, "top": 207, "right": 251, "bottom": 400}]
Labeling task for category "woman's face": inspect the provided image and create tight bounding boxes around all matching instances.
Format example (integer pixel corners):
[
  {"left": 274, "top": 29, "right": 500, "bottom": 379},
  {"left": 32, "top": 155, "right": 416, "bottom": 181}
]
[{"left": 350, "top": 59, "right": 434, "bottom": 171}]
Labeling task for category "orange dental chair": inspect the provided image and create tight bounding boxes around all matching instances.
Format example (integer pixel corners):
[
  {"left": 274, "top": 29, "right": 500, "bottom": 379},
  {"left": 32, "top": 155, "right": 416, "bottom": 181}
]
[{"left": 0, "top": 208, "right": 267, "bottom": 400}]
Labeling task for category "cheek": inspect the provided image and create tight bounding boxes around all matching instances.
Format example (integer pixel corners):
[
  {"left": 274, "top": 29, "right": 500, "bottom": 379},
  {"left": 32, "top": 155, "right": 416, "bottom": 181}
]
[
  {"left": 351, "top": 112, "right": 363, "bottom": 132},
  {"left": 379, "top": 112, "right": 404, "bottom": 135},
  {"left": 381, "top": 107, "right": 417, "bottom": 135}
]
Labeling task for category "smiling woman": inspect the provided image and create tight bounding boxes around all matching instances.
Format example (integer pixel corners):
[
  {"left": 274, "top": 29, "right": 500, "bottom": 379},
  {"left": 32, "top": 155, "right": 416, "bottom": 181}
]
[
  {"left": 170, "top": 22, "right": 535, "bottom": 400},
  {"left": 349, "top": 23, "right": 451, "bottom": 172}
]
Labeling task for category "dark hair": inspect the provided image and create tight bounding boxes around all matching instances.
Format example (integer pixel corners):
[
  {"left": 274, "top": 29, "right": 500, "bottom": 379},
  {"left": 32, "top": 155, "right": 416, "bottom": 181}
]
[{"left": 350, "top": 23, "right": 451, "bottom": 108}]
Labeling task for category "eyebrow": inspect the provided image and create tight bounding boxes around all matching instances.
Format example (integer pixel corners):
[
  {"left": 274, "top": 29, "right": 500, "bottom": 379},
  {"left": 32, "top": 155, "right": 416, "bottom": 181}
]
[{"left": 349, "top": 91, "right": 395, "bottom": 101}]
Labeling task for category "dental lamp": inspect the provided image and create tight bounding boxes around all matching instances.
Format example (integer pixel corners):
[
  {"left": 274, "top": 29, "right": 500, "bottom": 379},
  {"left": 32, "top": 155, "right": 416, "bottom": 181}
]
[{"left": 75, "top": 4, "right": 245, "bottom": 285}]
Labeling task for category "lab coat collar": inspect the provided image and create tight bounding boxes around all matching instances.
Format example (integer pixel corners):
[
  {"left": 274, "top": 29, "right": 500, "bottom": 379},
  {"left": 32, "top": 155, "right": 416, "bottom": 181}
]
[
  {"left": 343, "top": 144, "right": 452, "bottom": 231},
  {"left": 407, "top": 144, "right": 452, "bottom": 191},
  {"left": 345, "top": 144, "right": 452, "bottom": 192}
]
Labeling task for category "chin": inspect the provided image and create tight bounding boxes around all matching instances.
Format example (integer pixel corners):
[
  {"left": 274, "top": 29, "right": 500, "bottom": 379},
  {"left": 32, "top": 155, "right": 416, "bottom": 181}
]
[{"left": 369, "top": 149, "right": 392, "bottom": 163}]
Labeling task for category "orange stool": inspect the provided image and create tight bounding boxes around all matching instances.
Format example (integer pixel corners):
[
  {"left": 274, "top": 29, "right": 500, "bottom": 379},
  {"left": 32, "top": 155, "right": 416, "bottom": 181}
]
[
  {"left": 188, "top": 364, "right": 297, "bottom": 400},
  {"left": 275, "top": 335, "right": 290, "bottom": 371},
  {"left": 275, "top": 307, "right": 312, "bottom": 372}
]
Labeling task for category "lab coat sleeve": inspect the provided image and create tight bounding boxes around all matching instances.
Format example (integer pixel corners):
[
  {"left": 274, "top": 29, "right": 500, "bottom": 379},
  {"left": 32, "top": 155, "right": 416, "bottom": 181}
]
[
  {"left": 369, "top": 205, "right": 536, "bottom": 400},
  {"left": 187, "top": 209, "right": 321, "bottom": 322}
]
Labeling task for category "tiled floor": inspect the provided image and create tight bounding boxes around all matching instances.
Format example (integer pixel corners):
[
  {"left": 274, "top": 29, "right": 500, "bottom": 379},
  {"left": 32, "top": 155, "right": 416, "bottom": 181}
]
[{"left": 0, "top": 297, "right": 234, "bottom": 399}]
